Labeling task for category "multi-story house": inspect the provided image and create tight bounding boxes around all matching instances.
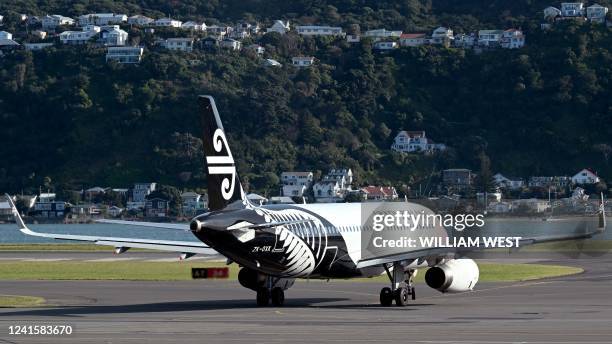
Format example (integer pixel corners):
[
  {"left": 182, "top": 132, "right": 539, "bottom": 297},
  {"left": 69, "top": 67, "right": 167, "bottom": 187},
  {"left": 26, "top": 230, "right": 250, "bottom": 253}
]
[
  {"left": 586, "top": 4, "right": 609, "bottom": 23},
  {"left": 281, "top": 172, "right": 314, "bottom": 197},
  {"left": 181, "top": 192, "right": 208, "bottom": 216},
  {"left": 363, "top": 28, "right": 403, "bottom": 41},
  {"left": 501, "top": 29, "right": 525, "bottom": 49},
  {"left": 42, "top": 15, "right": 75, "bottom": 30},
  {"left": 528, "top": 176, "right": 571, "bottom": 189},
  {"left": 296, "top": 25, "right": 344, "bottom": 36},
  {"left": 313, "top": 180, "right": 344, "bottom": 203},
  {"left": 128, "top": 15, "right": 154, "bottom": 26},
  {"left": 267, "top": 20, "right": 290, "bottom": 35},
  {"left": 145, "top": 198, "right": 168, "bottom": 217},
  {"left": 391, "top": 131, "right": 446, "bottom": 154},
  {"left": 360, "top": 186, "right": 399, "bottom": 201},
  {"left": 132, "top": 183, "right": 156, "bottom": 203},
  {"left": 561, "top": 2, "right": 585, "bottom": 17},
  {"left": 106, "top": 46, "right": 144, "bottom": 64},
  {"left": 182, "top": 21, "right": 207, "bottom": 31},
  {"left": 324, "top": 168, "right": 353, "bottom": 189},
  {"left": 453, "top": 33, "right": 477, "bottom": 48},
  {"left": 430, "top": 27, "right": 453, "bottom": 46},
  {"left": 59, "top": 25, "right": 100, "bottom": 44},
  {"left": 478, "top": 29, "right": 504, "bottom": 47},
  {"left": 159, "top": 38, "right": 194, "bottom": 52},
  {"left": 206, "top": 25, "right": 232, "bottom": 37},
  {"left": 493, "top": 173, "right": 525, "bottom": 190},
  {"left": 220, "top": 38, "right": 241, "bottom": 50},
  {"left": 100, "top": 26, "right": 128, "bottom": 46}
]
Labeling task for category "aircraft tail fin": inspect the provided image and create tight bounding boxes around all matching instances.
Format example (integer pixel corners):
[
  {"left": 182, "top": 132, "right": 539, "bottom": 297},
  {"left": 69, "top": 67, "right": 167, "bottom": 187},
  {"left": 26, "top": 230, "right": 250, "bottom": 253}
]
[{"left": 199, "top": 96, "right": 246, "bottom": 211}]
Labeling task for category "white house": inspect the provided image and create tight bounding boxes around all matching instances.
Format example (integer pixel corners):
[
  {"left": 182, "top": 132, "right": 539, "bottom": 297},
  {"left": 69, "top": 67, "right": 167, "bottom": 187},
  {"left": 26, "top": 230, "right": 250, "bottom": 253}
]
[
  {"left": 373, "top": 41, "right": 398, "bottom": 50},
  {"left": 430, "top": 27, "right": 453, "bottom": 45},
  {"left": 132, "top": 183, "right": 156, "bottom": 203},
  {"left": 182, "top": 21, "right": 207, "bottom": 31},
  {"left": 267, "top": 20, "right": 290, "bottom": 35},
  {"left": 296, "top": 25, "right": 344, "bottom": 36},
  {"left": 78, "top": 13, "right": 127, "bottom": 26},
  {"left": 0, "top": 31, "right": 12, "bottom": 40},
  {"left": 346, "top": 34, "right": 361, "bottom": 43},
  {"left": 322, "top": 168, "right": 353, "bottom": 189},
  {"left": 59, "top": 25, "right": 100, "bottom": 44},
  {"left": 313, "top": 181, "right": 344, "bottom": 203},
  {"left": 586, "top": 4, "right": 609, "bottom": 23},
  {"left": 220, "top": 38, "right": 241, "bottom": 50},
  {"left": 42, "top": 15, "right": 75, "bottom": 30},
  {"left": 488, "top": 201, "right": 513, "bottom": 213},
  {"left": 106, "top": 46, "right": 143, "bottom": 64},
  {"left": 453, "top": 33, "right": 476, "bottom": 48},
  {"left": 128, "top": 15, "right": 154, "bottom": 26},
  {"left": 528, "top": 176, "right": 571, "bottom": 188},
  {"left": 107, "top": 206, "right": 123, "bottom": 217},
  {"left": 493, "top": 173, "right": 525, "bottom": 190},
  {"left": 207, "top": 25, "right": 232, "bottom": 37},
  {"left": 160, "top": 37, "right": 194, "bottom": 52},
  {"left": 32, "top": 30, "right": 47, "bottom": 39},
  {"left": 181, "top": 192, "right": 208, "bottom": 216},
  {"left": 281, "top": 172, "right": 314, "bottom": 197},
  {"left": 391, "top": 131, "right": 446, "bottom": 154},
  {"left": 154, "top": 18, "right": 182, "bottom": 28},
  {"left": 100, "top": 26, "right": 128, "bottom": 46},
  {"left": 544, "top": 6, "right": 562, "bottom": 20},
  {"left": 501, "top": 29, "right": 525, "bottom": 49},
  {"left": 363, "top": 28, "right": 402, "bottom": 40},
  {"left": 292, "top": 56, "right": 315, "bottom": 67},
  {"left": 571, "top": 169, "right": 600, "bottom": 184},
  {"left": 264, "top": 58, "right": 282, "bottom": 67},
  {"left": 478, "top": 29, "right": 504, "bottom": 47},
  {"left": 561, "top": 2, "right": 585, "bottom": 17},
  {"left": 399, "top": 33, "right": 427, "bottom": 47}
]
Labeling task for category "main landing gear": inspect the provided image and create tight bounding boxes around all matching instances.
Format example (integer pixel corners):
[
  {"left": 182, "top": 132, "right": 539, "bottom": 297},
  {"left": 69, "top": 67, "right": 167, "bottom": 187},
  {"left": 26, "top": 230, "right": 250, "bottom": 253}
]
[
  {"left": 256, "top": 276, "right": 285, "bottom": 307},
  {"left": 379, "top": 262, "right": 416, "bottom": 307}
]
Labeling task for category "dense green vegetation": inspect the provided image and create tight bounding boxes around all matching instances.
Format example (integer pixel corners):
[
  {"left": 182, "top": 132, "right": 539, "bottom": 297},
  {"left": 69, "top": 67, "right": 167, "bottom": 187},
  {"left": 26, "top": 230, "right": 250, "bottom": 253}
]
[{"left": 0, "top": 1, "right": 611, "bottom": 197}]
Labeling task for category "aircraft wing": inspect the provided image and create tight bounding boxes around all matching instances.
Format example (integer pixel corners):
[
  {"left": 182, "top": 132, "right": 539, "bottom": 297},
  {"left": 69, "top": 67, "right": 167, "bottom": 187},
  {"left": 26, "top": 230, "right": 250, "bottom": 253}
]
[
  {"left": 5, "top": 195, "right": 215, "bottom": 255},
  {"left": 357, "top": 196, "right": 607, "bottom": 269}
]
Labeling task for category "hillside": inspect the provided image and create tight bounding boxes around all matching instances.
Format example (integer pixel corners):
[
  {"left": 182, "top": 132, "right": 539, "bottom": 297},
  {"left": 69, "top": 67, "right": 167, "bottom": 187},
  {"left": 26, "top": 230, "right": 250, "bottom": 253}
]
[{"left": 0, "top": 1, "right": 611, "bottom": 196}]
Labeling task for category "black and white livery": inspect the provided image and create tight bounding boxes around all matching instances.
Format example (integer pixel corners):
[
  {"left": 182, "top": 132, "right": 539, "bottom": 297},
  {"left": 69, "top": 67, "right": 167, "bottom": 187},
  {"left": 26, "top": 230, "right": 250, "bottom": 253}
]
[{"left": 6, "top": 96, "right": 607, "bottom": 307}]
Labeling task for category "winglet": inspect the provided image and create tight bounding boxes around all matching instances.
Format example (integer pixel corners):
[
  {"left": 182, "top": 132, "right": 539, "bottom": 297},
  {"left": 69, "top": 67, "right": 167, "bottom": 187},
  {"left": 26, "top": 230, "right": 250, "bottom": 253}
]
[{"left": 4, "top": 194, "right": 38, "bottom": 236}]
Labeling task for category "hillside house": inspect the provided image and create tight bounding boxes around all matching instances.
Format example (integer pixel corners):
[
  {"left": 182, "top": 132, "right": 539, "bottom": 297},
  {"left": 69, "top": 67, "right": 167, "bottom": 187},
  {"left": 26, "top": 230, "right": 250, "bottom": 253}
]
[
  {"left": 78, "top": 13, "right": 127, "bottom": 26},
  {"left": 453, "top": 33, "right": 477, "bottom": 48},
  {"left": 247, "top": 193, "right": 268, "bottom": 206},
  {"left": 430, "top": 27, "right": 453, "bottom": 46},
  {"left": 501, "top": 29, "right": 525, "bottom": 49},
  {"left": 587, "top": 4, "right": 609, "bottom": 22},
  {"left": 571, "top": 169, "right": 600, "bottom": 184},
  {"left": 360, "top": 186, "right": 399, "bottom": 201},
  {"left": 528, "top": 176, "right": 571, "bottom": 189},
  {"left": 128, "top": 15, "right": 154, "bottom": 26},
  {"left": 71, "top": 204, "right": 102, "bottom": 217},
  {"left": 391, "top": 131, "right": 446, "bottom": 154},
  {"left": 246, "top": 44, "right": 265, "bottom": 55},
  {"left": 346, "top": 34, "right": 361, "bottom": 43},
  {"left": 324, "top": 168, "right": 353, "bottom": 189},
  {"left": 160, "top": 38, "right": 194, "bottom": 52},
  {"left": 32, "top": 30, "right": 47, "bottom": 39},
  {"left": 154, "top": 18, "right": 182, "bottom": 28},
  {"left": 313, "top": 181, "right": 344, "bottom": 203},
  {"left": 181, "top": 192, "right": 207, "bottom": 216},
  {"left": 59, "top": 25, "right": 100, "bottom": 44},
  {"left": 561, "top": 2, "right": 585, "bottom": 17},
  {"left": 42, "top": 15, "right": 75, "bottom": 30},
  {"left": 267, "top": 20, "right": 290, "bottom": 35},
  {"left": 281, "top": 172, "right": 314, "bottom": 197},
  {"left": 0, "top": 31, "right": 12, "bottom": 40},
  {"left": 108, "top": 206, "right": 123, "bottom": 217},
  {"left": 100, "top": 26, "right": 128, "bottom": 46},
  {"left": 264, "top": 58, "right": 282, "bottom": 67},
  {"left": 364, "top": 28, "right": 402, "bottom": 40},
  {"left": 292, "top": 56, "right": 315, "bottom": 67},
  {"left": 373, "top": 41, "right": 398, "bottom": 50},
  {"left": 106, "top": 46, "right": 144, "bottom": 64},
  {"left": 132, "top": 183, "right": 156, "bottom": 203},
  {"left": 182, "top": 21, "right": 207, "bottom": 31},
  {"left": 493, "top": 173, "right": 525, "bottom": 190},
  {"left": 400, "top": 33, "right": 428, "bottom": 47},
  {"left": 544, "top": 6, "right": 563, "bottom": 20},
  {"left": 296, "top": 25, "right": 344, "bottom": 36},
  {"left": 145, "top": 198, "right": 168, "bottom": 217},
  {"left": 220, "top": 38, "right": 241, "bottom": 50},
  {"left": 443, "top": 169, "right": 473, "bottom": 190},
  {"left": 478, "top": 29, "right": 504, "bottom": 47}
]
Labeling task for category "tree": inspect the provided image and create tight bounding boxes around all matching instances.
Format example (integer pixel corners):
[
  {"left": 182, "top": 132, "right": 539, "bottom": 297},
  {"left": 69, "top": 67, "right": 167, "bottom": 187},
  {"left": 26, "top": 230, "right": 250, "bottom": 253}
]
[{"left": 475, "top": 152, "right": 495, "bottom": 193}]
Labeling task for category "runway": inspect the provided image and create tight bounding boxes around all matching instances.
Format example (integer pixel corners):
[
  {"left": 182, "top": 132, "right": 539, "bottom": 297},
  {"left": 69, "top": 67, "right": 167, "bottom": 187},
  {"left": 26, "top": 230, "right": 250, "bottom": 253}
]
[{"left": 1, "top": 254, "right": 612, "bottom": 343}]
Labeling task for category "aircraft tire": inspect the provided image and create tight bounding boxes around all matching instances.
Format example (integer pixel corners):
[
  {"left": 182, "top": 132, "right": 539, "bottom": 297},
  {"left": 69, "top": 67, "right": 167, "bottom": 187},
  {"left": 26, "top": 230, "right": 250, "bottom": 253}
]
[
  {"left": 395, "top": 287, "right": 409, "bottom": 306},
  {"left": 271, "top": 287, "right": 285, "bottom": 306},
  {"left": 256, "top": 288, "right": 270, "bottom": 306},
  {"left": 380, "top": 287, "right": 393, "bottom": 307}
]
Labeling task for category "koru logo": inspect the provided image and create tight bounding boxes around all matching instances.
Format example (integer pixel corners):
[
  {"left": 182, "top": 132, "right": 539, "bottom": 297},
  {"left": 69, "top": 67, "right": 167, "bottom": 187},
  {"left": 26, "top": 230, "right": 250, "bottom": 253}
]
[{"left": 206, "top": 129, "right": 236, "bottom": 200}]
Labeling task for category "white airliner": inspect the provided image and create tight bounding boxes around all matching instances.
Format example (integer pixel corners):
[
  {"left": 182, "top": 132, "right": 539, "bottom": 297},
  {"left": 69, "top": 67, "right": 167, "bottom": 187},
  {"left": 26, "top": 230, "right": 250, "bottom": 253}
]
[{"left": 6, "top": 96, "right": 607, "bottom": 307}]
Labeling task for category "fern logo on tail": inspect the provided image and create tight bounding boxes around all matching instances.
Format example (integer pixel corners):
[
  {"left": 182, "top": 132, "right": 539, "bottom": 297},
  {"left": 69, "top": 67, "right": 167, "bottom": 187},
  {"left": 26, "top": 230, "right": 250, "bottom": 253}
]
[{"left": 206, "top": 129, "right": 236, "bottom": 201}]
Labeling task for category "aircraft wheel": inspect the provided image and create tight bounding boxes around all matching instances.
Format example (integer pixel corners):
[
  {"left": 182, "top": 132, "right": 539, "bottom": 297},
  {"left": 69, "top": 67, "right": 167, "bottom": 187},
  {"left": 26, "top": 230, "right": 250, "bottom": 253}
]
[
  {"left": 256, "top": 288, "right": 270, "bottom": 306},
  {"left": 379, "top": 287, "right": 393, "bottom": 307},
  {"left": 395, "top": 287, "right": 409, "bottom": 306},
  {"left": 271, "top": 287, "right": 285, "bottom": 307}
]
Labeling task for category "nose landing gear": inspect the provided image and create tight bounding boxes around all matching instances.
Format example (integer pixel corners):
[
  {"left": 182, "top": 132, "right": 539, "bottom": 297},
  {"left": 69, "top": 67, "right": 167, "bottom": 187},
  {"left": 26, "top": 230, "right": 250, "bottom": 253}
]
[
  {"left": 255, "top": 275, "right": 288, "bottom": 307},
  {"left": 379, "top": 262, "right": 416, "bottom": 307}
]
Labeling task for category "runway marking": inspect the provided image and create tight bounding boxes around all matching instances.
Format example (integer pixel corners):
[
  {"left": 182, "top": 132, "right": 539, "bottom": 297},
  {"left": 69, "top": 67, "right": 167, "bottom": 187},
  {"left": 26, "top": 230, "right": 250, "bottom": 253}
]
[
  {"left": 85, "top": 258, "right": 138, "bottom": 262},
  {"left": 20, "top": 258, "right": 71, "bottom": 262}
]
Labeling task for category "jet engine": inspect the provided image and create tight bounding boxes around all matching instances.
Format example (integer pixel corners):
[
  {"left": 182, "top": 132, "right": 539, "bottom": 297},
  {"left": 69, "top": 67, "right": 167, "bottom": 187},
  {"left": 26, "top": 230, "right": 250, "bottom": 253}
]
[{"left": 424, "top": 258, "right": 479, "bottom": 293}]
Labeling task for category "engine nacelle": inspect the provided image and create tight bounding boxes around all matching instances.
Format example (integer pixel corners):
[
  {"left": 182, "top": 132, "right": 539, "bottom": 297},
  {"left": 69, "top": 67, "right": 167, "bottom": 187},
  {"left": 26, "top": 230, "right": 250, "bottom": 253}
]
[
  {"left": 238, "top": 268, "right": 294, "bottom": 291},
  {"left": 425, "top": 258, "right": 479, "bottom": 293}
]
